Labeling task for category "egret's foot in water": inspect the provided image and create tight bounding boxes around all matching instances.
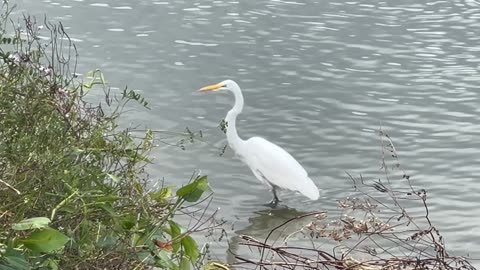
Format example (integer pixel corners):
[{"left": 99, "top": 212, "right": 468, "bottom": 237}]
[
  {"left": 264, "top": 198, "right": 279, "bottom": 208},
  {"left": 264, "top": 187, "right": 280, "bottom": 208}
]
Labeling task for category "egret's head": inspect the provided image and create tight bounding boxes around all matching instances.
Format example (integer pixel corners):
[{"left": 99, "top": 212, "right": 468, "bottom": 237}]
[{"left": 198, "top": 79, "right": 238, "bottom": 93}]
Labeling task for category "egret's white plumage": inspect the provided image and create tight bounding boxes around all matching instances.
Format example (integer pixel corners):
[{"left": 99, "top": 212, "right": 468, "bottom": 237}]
[{"left": 199, "top": 79, "right": 319, "bottom": 205}]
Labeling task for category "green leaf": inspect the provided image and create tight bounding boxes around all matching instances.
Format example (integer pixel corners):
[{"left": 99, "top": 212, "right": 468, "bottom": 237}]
[
  {"left": 168, "top": 221, "right": 182, "bottom": 238},
  {"left": 106, "top": 173, "right": 120, "bottom": 183},
  {"left": 181, "top": 236, "right": 199, "bottom": 262},
  {"left": 0, "top": 248, "right": 30, "bottom": 270},
  {"left": 136, "top": 252, "right": 155, "bottom": 265},
  {"left": 42, "top": 258, "right": 59, "bottom": 270},
  {"left": 150, "top": 186, "right": 173, "bottom": 203},
  {"left": 12, "top": 217, "right": 51, "bottom": 231},
  {"left": 22, "top": 228, "right": 70, "bottom": 253},
  {"left": 168, "top": 221, "right": 182, "bottom": 252},
  {"left": 96, "top": 195, "right": 121, "bottom": 203},
  {"left": 176, "top": 176, "right": 209, "bottom": 202},
  {"left": 96, "top": 202, "right": 118, "bottom": 217},
  {"left": 55, "top": 205, "right": 76, "bottom": 214},
  {"left": 96, "top": 235, "right": 118, "bottom": 249},
  {"left": 118, "top": 215, "right": 135, "bottom": 230},
  {"left": 204, "top": 261, "right": 230, "bottom": 270},
  {"left": 143, "top": 129, "right": 154, "bottom": 149},
  {"left": 157, "top": 250, "right": 178, "bottom": 270},
  {"left": 179, "top": 257, "right": 191, "bottom": 270}
]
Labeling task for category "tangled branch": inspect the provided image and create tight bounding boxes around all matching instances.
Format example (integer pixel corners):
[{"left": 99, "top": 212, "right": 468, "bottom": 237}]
[{"left": 231, "top": 130, "right": 476, "bottom": 270}]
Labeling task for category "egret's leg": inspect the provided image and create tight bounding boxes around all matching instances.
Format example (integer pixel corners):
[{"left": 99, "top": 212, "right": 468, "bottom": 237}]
[{"left": 267, "top": 187, "right": 280, "bottom": 207}]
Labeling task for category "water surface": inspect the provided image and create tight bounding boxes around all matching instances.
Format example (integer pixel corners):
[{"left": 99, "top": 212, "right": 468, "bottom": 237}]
[{"left": 15, "top": 0, "right": 480, "bottom": 265}]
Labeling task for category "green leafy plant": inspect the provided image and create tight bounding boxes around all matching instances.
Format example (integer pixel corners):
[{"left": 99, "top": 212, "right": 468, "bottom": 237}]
[{"left": 0, "top": 3, "right": 214, "bottom": 269}]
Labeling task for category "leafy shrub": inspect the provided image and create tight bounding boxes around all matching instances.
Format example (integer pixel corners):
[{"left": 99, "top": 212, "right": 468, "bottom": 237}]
[{"left": 0, "top": 3, "right": 210, "bottom": 269}]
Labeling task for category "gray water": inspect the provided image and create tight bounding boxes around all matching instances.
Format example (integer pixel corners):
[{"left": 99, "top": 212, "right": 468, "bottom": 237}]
[{"left": 16, "top": 0, "right": 480, "bottom": 266}]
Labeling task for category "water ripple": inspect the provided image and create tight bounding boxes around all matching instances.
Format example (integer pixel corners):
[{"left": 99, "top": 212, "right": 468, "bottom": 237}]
[{"left": 16, "top": 0, "right": 480, "bottom": 265}]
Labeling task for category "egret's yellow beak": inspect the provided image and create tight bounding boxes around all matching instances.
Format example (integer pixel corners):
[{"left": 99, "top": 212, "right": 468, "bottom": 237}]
[{"left": 198, "top": 83, "right": 225, "bottom": 92}]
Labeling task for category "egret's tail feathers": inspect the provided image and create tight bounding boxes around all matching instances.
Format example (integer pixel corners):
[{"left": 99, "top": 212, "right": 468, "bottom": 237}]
[{"left": 298, "top": 177, "right": 320, "bottom": 201}]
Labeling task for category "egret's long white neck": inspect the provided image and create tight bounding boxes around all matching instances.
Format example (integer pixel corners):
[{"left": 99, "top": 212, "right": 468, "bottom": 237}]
[{"left": 225, "top": 84, "right": 245, "bottom": 153}]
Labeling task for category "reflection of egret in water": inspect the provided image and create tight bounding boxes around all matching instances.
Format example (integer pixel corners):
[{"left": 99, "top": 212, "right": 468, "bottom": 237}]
[{"left": 226, "top": 206, "right": 322, "bottom": 265}]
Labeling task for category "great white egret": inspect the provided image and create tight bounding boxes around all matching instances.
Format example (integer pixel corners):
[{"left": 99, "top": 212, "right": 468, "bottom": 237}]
[{"left": 199, "top": 80, "right": 320, "bottom": 206}]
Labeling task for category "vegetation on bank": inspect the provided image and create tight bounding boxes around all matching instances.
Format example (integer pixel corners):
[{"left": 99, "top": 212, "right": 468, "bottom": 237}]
[
  {"left": 0, "top": 3, "right": 214, "bottom": 269},
  {"left": 0, "top": 3, "right": 478, "bottom": 270}
]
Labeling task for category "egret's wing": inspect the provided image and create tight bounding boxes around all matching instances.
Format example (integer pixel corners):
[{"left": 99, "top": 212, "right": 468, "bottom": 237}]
[{"left": 243, "top": 137, "right": 319, "bottom": 200}]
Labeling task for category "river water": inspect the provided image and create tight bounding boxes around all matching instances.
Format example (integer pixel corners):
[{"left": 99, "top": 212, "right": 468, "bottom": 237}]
[{"left": 15, "top": 0, "right": 480, "bottom": 266}]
